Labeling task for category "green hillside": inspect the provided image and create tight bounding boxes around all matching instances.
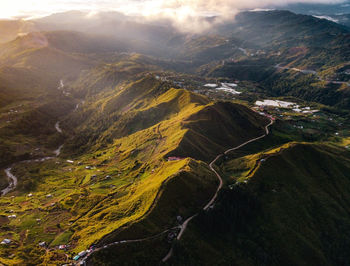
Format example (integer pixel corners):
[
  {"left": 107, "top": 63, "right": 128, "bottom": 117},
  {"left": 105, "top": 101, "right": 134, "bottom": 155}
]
[
  {"left": 171, "top": 143, "right": 350, "bottom": 265},
  {"left": 170, "top": 101, "right": 268, "bottom": 162},
  {"left": 64, "top": 73, "right": 269, "bottom": 157},
  {"left": 0, "top": 73, "right": 268, "bottom": 264}
]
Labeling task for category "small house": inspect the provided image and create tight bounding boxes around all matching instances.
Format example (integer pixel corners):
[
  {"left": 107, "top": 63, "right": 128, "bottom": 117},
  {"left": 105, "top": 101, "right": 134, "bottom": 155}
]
[
  {"left": 1, "top": 239, "right": 11, "bottom": 245},
  {"left": 168, "top": 157, "right": 182, "bottom": 161},
  {"left": 176, "top": 216, "right": 183, "bottom": 223},
  {"left": 78, "top": 250, "right": 87, "bottom": 257}
]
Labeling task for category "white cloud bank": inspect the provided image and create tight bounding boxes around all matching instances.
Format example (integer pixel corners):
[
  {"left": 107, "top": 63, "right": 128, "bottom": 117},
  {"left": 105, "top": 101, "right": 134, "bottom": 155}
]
[
  {"left": 0, "top": 0, "right": 346, "bottom": 18},
  {"left": 129, "top": 0, "right": 347, "bottom": 31},
  {"left": 0, "top": 0, "right": 347, "bottom": 30}
]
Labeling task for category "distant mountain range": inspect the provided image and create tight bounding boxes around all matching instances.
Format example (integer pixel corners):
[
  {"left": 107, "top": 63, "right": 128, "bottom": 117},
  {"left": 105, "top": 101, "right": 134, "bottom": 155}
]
[
  {"left": 279, "top": 1, "right": 350, "bottom": 15},
  {"left": 0, "top": 9, "right": 349, "bottom": 109},
  {"left": 276, "top": 1, "right": 350, "bottom": 27}
]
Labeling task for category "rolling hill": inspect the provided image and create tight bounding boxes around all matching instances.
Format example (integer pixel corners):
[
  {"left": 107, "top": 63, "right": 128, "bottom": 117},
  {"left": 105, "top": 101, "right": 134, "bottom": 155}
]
[
  {"left": 170, "top": 143, "right": 350, "bottom": 266},
  {"left": 64, "top": 74, "right": 268, "bottom": 160},
  {"left": 0, "top": 71, "right": 269, "bottom": 264}
]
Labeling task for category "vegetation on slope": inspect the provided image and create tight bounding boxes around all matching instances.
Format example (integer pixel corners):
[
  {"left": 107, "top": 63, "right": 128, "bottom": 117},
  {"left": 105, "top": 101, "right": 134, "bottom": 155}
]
[
  {"left": 0, "top": 73, "right": 268, "bottom": 264},
  {"left": 171, "top": 143, "right": 350, "bottom": 266},
  {"left": 1, "top": 10, "right": 349, "bottom": 264}
]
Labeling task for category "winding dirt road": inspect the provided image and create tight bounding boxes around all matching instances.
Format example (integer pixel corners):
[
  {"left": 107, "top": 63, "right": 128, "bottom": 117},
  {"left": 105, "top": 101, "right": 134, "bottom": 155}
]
[
  {"left": 1, "top": 168, "right": 17, "bottom": 196},
  {"left": 55, "top": 121, "right": 63, "bottom": 134},
  {"left": 78, "top": 226, "right": 182, "bottom": 265},
  {"left": 162, "top": 117, "right": 274, "bottom": 263}
]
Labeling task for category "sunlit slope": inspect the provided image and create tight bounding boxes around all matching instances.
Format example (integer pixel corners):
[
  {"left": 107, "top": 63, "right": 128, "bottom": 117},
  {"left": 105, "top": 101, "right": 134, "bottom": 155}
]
[
  {"left": 174, "top": 143, "right": 350, "bottom": 266},
  {"left": 0, "top": 73, "right": 268, "bottom": 264},
  {"left": 66, "top": 75, "right": 268, "bottom": 161},
  {"left": 0, "top": 156, "right": 215, "bottom": 264},
  {"left": 68, "top": 159, "right": 191, "bottom": 250},
  {"left": 58, "top": 76, "right": 268, "bottom": 248},
  {"left": 171, "top": 101, "right": 269, "bottom": 162}
]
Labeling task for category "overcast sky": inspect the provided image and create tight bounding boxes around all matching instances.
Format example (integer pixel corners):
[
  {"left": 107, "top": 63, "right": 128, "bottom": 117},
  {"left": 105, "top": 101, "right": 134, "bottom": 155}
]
[{"left": 0, "top": 0, "right": 348, "bottom": 19}]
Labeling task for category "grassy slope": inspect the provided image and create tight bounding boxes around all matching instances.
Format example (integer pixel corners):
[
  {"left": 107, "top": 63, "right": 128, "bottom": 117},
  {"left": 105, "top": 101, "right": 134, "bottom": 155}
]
[
  {"left": 171, "top": 143, "right": 350, "bottom": 266},
  {"left": 0, "top": 75, "right": 268, "bottom": 264},
  {"left": 65, "top": 76, "right": 268, "bottom": 160},
  {"left": 171, "top": 101, "right": 269, "bottom": 162}
]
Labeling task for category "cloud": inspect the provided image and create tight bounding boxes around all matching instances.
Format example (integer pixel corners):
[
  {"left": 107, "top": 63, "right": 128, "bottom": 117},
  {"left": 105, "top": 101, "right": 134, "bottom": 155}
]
[
  {"left": 126, "top": 0, "right": 348, "bottom": 32},
  {"left": 1, "top": 0, "right": 347, "bottom": 17},
  {"left": 0, "top": 0, "right": 348, "bottom": 31},
  {"left": 125, "top": 0, "right": 347, "bottom": 16},
  {"left": 313, "top": 15, "right": 339, "bottom": 22}
]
